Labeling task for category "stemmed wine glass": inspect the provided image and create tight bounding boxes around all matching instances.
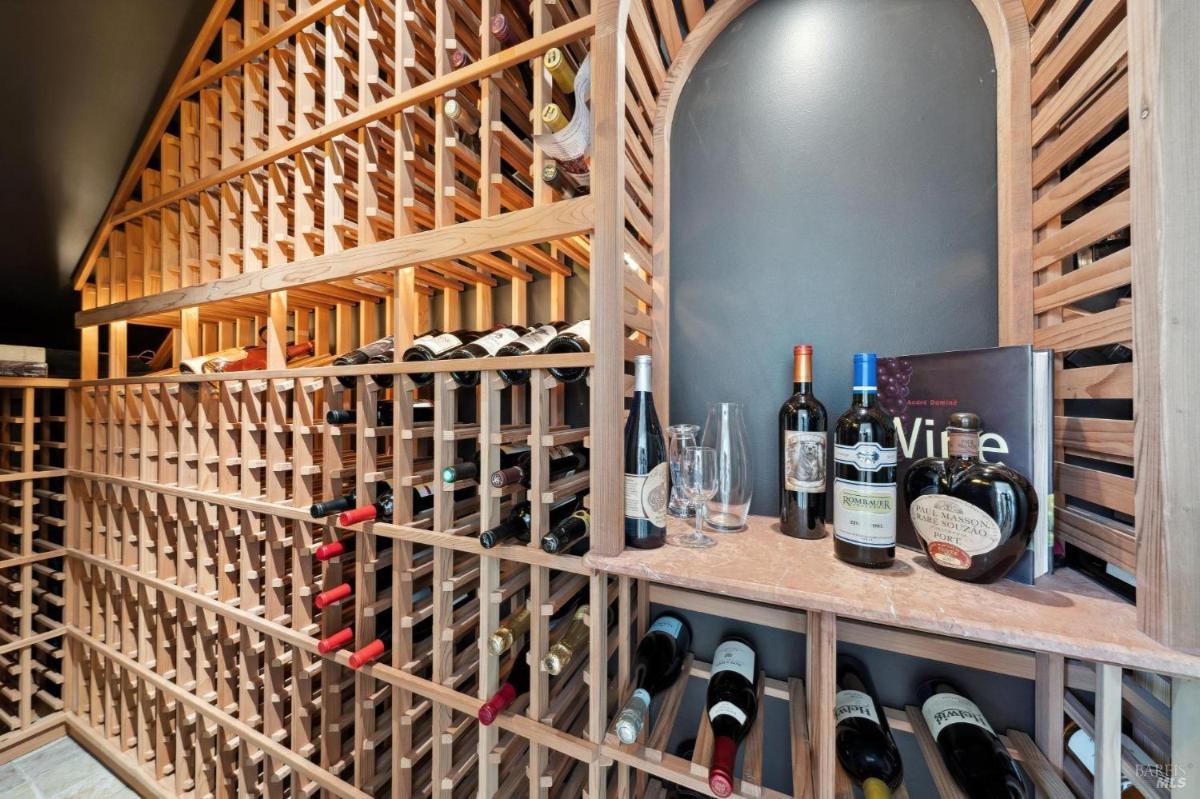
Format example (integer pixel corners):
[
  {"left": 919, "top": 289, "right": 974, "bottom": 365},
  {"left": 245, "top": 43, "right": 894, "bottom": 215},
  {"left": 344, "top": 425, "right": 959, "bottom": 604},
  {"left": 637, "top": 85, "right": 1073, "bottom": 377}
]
[
  {"left": 667, "top": 424, "right": 699, "bottom": 518},
  {"left": 668, "top": 446, "right": 717, "bottom": 549}
]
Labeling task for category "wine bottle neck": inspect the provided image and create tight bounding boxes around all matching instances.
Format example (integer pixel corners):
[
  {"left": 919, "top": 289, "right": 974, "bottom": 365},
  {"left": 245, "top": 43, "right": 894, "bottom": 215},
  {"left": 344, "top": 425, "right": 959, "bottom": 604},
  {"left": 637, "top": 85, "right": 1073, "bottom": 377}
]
[
  {"left": 792, "top": 380, "right": 813, "bottom": 396},
  {"left": 633, "top": 356, "right": 653, "bottom": 393}
]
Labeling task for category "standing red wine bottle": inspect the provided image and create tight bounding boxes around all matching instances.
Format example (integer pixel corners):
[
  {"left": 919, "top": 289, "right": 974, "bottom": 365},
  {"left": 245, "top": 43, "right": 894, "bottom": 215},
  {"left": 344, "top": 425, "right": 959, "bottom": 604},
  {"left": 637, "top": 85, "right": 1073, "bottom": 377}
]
[
  {"left": 705, "top": 636, "right": 759, "bottom": 798},
  {"left": 496, "top": 322, "right": 568, "bottom": 386},
  {"left": 613, "top": 613, "right": 693, "bottom": 744},
  {"left": 835, "top": 656, "right": 903, "bottom": 797},
  {"left": 478, "top": 641, "right": 532, "bottom": 725},
  {"left": 833, "top": 352, "right": 898, "bottom": 567},
  {"left": 918, "top": 680, "right": 1028, "bottom": 798},
  {"left": 779, "top": 344, "right": 828, "bottom": 538},
  {"left": 624, "top": 355, "right": 668, "bottom": 549}
]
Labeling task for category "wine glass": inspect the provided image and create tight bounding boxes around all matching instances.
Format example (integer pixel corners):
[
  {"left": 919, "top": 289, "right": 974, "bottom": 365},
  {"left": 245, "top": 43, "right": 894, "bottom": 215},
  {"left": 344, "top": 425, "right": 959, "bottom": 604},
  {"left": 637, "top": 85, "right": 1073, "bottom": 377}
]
[
  {"left": 668, "top": 446, "right": 717, "bottom": 549},
  {"left": 667, "top": 424, "right": 700, "bottom": 518}
]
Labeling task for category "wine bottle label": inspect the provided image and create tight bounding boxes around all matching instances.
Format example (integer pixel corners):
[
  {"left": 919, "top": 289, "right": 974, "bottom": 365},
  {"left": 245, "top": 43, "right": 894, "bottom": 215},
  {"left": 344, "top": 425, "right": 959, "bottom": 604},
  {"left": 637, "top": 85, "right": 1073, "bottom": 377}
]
[
  {"left": 711, "top": 640, "right": 755, "bottom": 683},
  {"left": 922, "top": 693, "right": 994, "bottom": 739},
  {"left": 648, "top": 616, "right": 683, "bottom": 639},
  {"left": 562, "top": 319, "right": 591, "bottom": 343},
  {"left": 416, "top": 485, "right": 433, "bottom": 498},
  {"left": 833, "top": 479, "right": 896, "bottom": 548},
  {"left": 708, "top": 700, "right": 748, "bottom": 726},
  {"left": 473, "top": 328, "right": 521, "bottom": 355},
  {"left": 623, "top": 462, "right": 668, "bottom": 527},
  {"left": 424, "top": 332, "right": 464, "bottom": 356},
  {"left": 784, "top": 430, "right": 827, "bottom": 492},
  {"left": 834, "top": 442, "right": 898, "bottom": 473},
  {"left": 910, "top": 495, "right": 1002, "bottom": 570},
  {"left": 834, "top": 689, "right": 880, "bottom": 725},
  {"left": 516, "top": 324, "right": 561, "bottom": 353}
]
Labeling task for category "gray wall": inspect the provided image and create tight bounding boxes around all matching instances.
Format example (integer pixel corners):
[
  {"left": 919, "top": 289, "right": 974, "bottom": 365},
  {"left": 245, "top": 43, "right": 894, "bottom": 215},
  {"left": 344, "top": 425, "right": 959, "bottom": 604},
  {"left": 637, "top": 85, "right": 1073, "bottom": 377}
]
[
  {"left": 659, "top": 0, "right": 1028, "bottom": 794},
  {"left": 667, "top": 0, "right": 1001, "bottom": 518}
]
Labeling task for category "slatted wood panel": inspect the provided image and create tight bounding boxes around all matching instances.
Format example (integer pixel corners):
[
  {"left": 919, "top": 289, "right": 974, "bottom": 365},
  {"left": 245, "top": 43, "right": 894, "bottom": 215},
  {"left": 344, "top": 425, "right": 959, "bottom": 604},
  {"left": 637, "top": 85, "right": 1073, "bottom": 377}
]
[{"left": 1027, "top": 0, "right": 1136, "bottom": 573}]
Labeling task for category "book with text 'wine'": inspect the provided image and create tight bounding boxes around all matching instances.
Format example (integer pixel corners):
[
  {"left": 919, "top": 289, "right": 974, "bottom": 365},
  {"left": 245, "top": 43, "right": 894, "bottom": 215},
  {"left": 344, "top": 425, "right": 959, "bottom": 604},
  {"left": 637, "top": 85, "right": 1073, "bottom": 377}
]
[{"left": 877, "top": 345, "right": 1053, "bottom": 584}]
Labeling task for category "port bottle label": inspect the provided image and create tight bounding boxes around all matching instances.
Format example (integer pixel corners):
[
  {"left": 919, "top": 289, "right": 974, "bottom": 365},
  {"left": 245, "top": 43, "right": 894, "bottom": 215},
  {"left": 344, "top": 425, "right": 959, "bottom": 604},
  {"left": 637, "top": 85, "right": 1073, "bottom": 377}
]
[
  {"left": 424, "top": 333, "right": 464, "bottom": 356},
  {"left": 785, "top": 430, "right": 827, "bottom": 492},
  {"left": 834, "top": 689, "right": 880, "bottom": 725},
  {"left": 910, "top": 495, "right": 1002, "bottom": 569},
  {"left": 648, "top": 616, "right": 683, "bottom": 639},
  {"left": 624, "top": 462, "right": 668, "bottom": 527},
  {"left": 834, "top": 442, "right": 898, "bottom": 472},
  {"left": 833, "top": 480, "right": 896, "bottom": 547},
  {"left": 922, "top": 693, "right": 995, "bottom": 739},
  {"left": 709, "top": 700, "right": 748, "bottom": 726},
  {"left": 711, "top": 640, "right": 756, "bottom": 684}
]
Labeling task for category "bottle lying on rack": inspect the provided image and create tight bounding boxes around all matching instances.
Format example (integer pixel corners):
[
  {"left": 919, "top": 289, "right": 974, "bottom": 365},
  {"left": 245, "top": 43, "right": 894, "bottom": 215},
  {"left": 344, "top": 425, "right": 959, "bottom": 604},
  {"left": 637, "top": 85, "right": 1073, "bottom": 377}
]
[
  {"left": 314, "top": 535, "right": 395, "bottom": 563},
  {"left": 488, "top": 593, "right": 583, "bottom": 656},
  {"left": 490, "top": 444, "right": 588, "bottom": 489},
  {"left": 479, "top": 495, "right": 584, "bottom": 549},
  {"left": 706, "top": 636, "right": 760, "bottom": 798},
  {"left": 495, "top": 322, "right": 569, "bottom": 386},
  {"left": 490, "top": 12, "right": 525, "bottom": 47},
  {"left": 335, "top": 483, "right": 470, "bottom": 526},
  {"left": 545, "top": 321, "right": 592, "bottom": 383},
  {"left": 540, "top": 161, "right": 589, "bottom": 197},
  {"left": 479, "top": 641, "right": 532, "bottom": 725},
  {"left": 333, "top": 334, "right": 405, "bottom": 389},
  {"left": 625, "top": 354, "right": 668, "bottom": 549},
  {"left": 918, "top": 679, "right": 1029, "bottom": 798},
  {"left": 613, "top": 613, "right": 693, "bottom": 744},
  {"left": 443, "top": 97, "right": 480, "bottom": 137},
  {"left": 834, "top": 352, "right": 898, "bottom": 568},
  {"left": 904, "top": 413, "right": 1038, "bottom": 583},
  {"left": 664, "top": 739, "right": 707, "bottom": 799},
  {"left": 447, "top": 324, "right": 529, "bottom": 387},
  {"left": 542, "top": 605, "right": 590, "bottom": 675},
  {"left": 325, "top": 401, "right": 433, "bottom": 427},
  {"left": 544, "top": 47, "right": 576, "bottom": 93},
  {"left": 450, "top": 47, "right": 471, "bottom": 69},
  {"left": 186, "top": 340, "right": 314, "bottom": 374},
  {"left": 835, "top": 656, "right": 903, "bottom": 798},
  {"left": 779, "top": 344, "right": 828, "bottom": 539},
  {"left": 309, "top": 482, "right": 393, "bottom": 520},
  {"left": 344, "top": 592, "right": 474, "bottom": 669},
  {"left": 1063, "top": 721, "right": 1143, "bottom": 797},
  {"left": 442, "top": 445, "right": 532, "bottom": 485},
  {"left": 402, "top": 329, "right": 483, "bottom": 387},
  {"left": 541, "top": 509, "right": 590, "bottom": 555}
]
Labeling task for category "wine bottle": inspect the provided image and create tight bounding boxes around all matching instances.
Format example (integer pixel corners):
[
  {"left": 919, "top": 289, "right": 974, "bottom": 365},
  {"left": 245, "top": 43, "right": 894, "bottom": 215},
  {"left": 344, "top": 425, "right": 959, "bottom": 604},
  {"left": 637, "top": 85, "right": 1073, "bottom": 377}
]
[
  {"left": 542, "top": 605, "right": 589, "bottom": 675},
  {"left": 779, "top": 345, "right": 828, "bottom": 539},
  {"left": 1063, "top": 721, "right": 1142, "bottom": 797},
  {"left": 479, "top": 641, "right": 532, "bottom": 725},
  {"left": 441, "top": 445, "right": 531, "bottom": 484},
  {"left": 310, "top": 489, "right": 358, "bottom": 520},
  {"left": 491, "top": 444, "right": 588, "bottom": 489},
  {"left": 443, "top": 97, "right": 480, "bottom": 136},
  {"left": 203, "top": 340, "right": 314, "bottom": 373},
  {"left": 835, "top": 656, "right": 903, "bottom": 797},
  {"left": 665, "top": 739, "right": 708, "bottom": 799},
  {"left": 316, "top": 626, "right": 356, "bottom": 655},
  {"left": 490, "top": 12, "right": 524, "bottom": 47},
  {"left": 325, "top": 400, "right": 433, "bottom": 426},
  {"left": 446, "top": 324, "right": 529, "bottom": 387},
  {"left": 705, "top": 636, "right": 760, "bottom": 798},
  {"left": 496, "top": 322, "right": 569, "bottom": 386},
  {"left": 544, "top": 47, "right": 577, "bottom": 94},
  {"left": 313, "top": 535, "right": 396, "bottom": 563},
  {"left": 402, "top": 329, "right": 482, "bottom": 387},
  {"left": 541, "top": 509, "right": 590, "bottom": 554},
  {"left": 833, "top": 352, "right": 898, "bottom": 568},
  {"left": 542, "top": 102, "right": 569, "bottom": 133},
  {"left": 314, "top": 581, "right": 355, "bottom": 609},
  {"left": 624, "top": 354, "right": 668, "bottom": 549},
  {"left": 450, "top": 47, "right": 472, "bottom": 70},
  {"left": 347, "top": 592, "right": 469, "bottom": 668},
  {"left": 333, "top": 334, "right": 401, "bottom": 388},
  {"left": 479, "top": 495, "right": 583, "bottom": 549},
  {"left": 544, "top": 321, "right": 592, "bottom": 383},
  {"left": 336, "top": 483, "right": 453, "bottom": 526},
  {"left": 489, "top": 594, "right": 582, "bottom": 656},
  {"left": 613, "top": 613, "right": 693, "bottom": 744},
  {"left": 918, "top": 680, "right": 1028, "bottom": 798}
]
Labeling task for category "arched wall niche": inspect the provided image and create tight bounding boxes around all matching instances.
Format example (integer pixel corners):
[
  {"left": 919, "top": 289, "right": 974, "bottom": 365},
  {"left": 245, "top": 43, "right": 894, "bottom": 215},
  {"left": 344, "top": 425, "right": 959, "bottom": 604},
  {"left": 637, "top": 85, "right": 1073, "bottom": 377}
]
[{"left": 648, "top": 0, "right": 1032, "bottom": 418}]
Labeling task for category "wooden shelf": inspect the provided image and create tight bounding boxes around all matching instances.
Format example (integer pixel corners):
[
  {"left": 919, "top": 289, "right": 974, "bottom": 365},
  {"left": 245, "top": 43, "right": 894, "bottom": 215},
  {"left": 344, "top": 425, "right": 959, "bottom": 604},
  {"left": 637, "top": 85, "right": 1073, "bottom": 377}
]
[{"left": 586, "top": 515, "right": 1200, "bottom": 679}]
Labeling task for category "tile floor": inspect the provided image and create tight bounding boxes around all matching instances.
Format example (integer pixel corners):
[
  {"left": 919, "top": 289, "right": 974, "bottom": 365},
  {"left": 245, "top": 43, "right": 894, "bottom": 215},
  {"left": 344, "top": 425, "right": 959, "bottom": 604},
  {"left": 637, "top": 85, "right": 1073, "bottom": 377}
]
[{"left": 0, "top": 736, "right": 137, "bottom": 799}]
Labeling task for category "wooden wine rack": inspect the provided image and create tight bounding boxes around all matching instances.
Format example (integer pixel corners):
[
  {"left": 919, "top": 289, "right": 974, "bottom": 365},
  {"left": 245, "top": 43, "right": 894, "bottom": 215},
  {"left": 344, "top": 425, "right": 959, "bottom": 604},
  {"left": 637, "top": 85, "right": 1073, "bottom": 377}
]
[{"left": 0, "top": 0, "right": 1181, "bottom": 795}]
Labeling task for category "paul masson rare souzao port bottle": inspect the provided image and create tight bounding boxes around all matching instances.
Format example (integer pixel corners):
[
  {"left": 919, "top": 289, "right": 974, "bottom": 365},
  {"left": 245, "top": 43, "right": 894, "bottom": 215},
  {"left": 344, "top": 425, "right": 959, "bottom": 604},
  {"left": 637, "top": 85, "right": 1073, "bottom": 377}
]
[
  {"left": 904, "top": 413, "right": 1038, "bottom": 583},
  {"left": 833, "top": 352, "right": 898, "bottom": 568},
  {"left": 613, "top": 613, "right": 693, "bottom": 744},
  {"left": 705, "top": 636, "right": 760, "bottom": 798},
  {"left": 779, "top": 344, "right": 828, "bottom": 538},
  {"left": 624, "top": 354, "right": 668, "bottom": 549},
  {"left": 918, "top": 680, "right": 1029, "bottom": 798},
  {"left": 835, "top": 656, "right": 904, "bottom": 798}
]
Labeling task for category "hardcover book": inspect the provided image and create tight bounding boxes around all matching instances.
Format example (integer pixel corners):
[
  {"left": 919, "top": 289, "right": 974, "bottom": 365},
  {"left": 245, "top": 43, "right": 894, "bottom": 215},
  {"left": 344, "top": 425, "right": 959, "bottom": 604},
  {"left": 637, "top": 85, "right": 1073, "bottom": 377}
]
[{"left": 877, "top": 346, "right": 1053, "bottom": 585}]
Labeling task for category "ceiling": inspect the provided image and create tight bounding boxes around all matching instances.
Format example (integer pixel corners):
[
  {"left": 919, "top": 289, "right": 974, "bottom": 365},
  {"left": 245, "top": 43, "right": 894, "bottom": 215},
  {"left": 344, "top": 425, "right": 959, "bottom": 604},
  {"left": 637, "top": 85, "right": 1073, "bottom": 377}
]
[{"left": 0, "top": 0, "right": 210, "bottom": 350}]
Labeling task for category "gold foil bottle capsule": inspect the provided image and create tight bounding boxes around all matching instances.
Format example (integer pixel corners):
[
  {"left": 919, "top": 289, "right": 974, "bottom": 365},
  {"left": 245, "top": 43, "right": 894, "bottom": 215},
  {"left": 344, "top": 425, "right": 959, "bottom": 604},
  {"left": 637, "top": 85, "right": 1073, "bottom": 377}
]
[
  {"left": 544, "top": 48, "right": 576, "bottom": 94},
  {"left": 541, "top": 103, "right": 568, "bottom": 133}
]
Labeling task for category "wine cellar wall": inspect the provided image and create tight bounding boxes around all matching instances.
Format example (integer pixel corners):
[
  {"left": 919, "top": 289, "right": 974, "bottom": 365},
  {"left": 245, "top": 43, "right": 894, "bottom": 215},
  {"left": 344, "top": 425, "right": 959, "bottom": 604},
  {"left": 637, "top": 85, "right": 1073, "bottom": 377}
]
[{"left": 0, "top": 0, "right": 1185, "bottom": 796}]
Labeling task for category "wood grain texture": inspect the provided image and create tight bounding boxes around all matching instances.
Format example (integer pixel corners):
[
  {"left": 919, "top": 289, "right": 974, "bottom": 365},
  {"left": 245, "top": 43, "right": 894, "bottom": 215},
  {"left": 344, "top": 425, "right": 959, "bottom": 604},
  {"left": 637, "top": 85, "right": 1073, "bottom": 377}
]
[{"left": 1131, "top": 0, "right": 1200, "bottom": 651}]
